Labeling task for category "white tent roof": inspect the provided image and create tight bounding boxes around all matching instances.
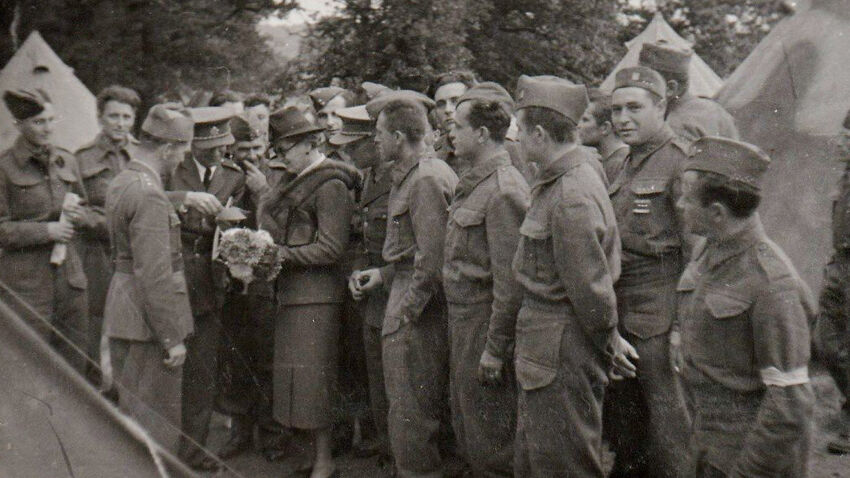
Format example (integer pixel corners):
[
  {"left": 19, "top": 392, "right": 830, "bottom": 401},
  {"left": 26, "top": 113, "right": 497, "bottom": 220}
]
[
  {"left": 0, "top": 31, "right": 99, "bottom": 152},
  {"left": 600, "top": 13, "right": 724, "bottom": 98}
]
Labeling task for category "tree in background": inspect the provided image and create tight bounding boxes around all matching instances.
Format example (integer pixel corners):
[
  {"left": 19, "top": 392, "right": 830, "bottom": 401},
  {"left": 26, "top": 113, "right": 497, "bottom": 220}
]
[
  {"left": 301, "top": 0, "right": 793, "bottom": 92},
  {"left": 0, "top": 0, "right": 296, "bottom": 105}
]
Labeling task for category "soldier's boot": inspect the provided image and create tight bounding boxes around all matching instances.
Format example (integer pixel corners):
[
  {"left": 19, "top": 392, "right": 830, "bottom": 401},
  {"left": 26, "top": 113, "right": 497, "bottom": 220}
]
[
  {"left": 828, "top": 409, "right": 850, "bottom": 454},
  {"left": 217, "top": 414, "right": 254, "bottom": 460}
]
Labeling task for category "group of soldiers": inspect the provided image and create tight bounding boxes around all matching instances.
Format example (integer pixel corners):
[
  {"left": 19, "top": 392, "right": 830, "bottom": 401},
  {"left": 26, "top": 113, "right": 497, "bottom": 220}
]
[{"left": 0, "top": 38, "right": 846, "bottom": 478}]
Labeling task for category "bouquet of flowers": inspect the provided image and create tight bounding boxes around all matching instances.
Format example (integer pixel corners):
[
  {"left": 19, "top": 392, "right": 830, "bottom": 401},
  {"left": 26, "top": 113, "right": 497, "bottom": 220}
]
[{"left": 216, "top": 227, "right": 282, "bottom": 293}]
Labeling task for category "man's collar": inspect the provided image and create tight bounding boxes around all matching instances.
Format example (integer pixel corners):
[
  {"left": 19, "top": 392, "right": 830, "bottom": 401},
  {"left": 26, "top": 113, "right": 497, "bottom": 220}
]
[
  {"left": 702, "top": 216, "right": 765, "bottom": 271},
  {"left": 532, "top": 145, "right": 586, "bottom": 189},
  {"left": 10, "top": 135, "right": 50, "bottom": 168},
  {"left": 455, "top": 149, "right": 510, "bottom": 197},
  {"left": 391, "top": 152, "right": 421, "bottom": 186},
  {"left": 296, "top": 154, "right": 326, "bottom": 179},
  {"left": 628, "top": 125, "right": 674, "bottom": 169}
]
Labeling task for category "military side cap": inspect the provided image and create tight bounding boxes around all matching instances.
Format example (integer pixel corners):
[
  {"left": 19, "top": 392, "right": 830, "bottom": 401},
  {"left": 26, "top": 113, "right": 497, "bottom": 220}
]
[
  {"left": 309, "top": 86, "right": 346, "bottom": 108},
  {"left": 685, "top": 136, "right": 770, "bottom": 191},
  {"left": 360, "top": 82, "right": 391, "bottom": 101},
  {"left": 142, "top": 103, "right": 194, "bottom": 143},
  {"left": 843, "top": 108, "right": 850, "bottom": 129},
  {"left": 269, "top": 106, "right": 324, "bottom": 144},
  {"left": 614, "top": 66, "right": 666, "bottom": 98},
  {"left": 639, "top": 42, "right": 692, "bottom": 76},
  {"left": 3, "top": 88, "right": 51, "bottom": 120},
  {"left": 457, "top": 81, "right": 514, "bottom": 114},
  {"left": 515, "top": 75, "right": 588, "bottom": 124},
  {"left": 330, "top": 105, "right": 373, "bottom": 146},
  {"left": 190, "top": 106, "right": 235, "bottom": 149},
  {"left": 230, "top": 114, "right": 264, "bottom": 143},
  {"left": 365, "top": 90, "right": 435, "bottom": 120}
]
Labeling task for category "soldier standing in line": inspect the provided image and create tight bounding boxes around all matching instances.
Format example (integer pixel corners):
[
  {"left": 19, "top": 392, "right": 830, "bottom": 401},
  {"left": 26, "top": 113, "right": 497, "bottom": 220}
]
[
  {"left": 103, "top": 103, "right": 195, "bottom": 450},
  {"left": 638, "top": 42, "right": 740, "bottom": 143},
  {"left": 578, "top": 89, "right": 630, "bottom": 185},
  {"left": 430, "top": 71, "right": 478, "bottom": 175},
  {"left": 441, "top": 82, "right": 528, "bottom": 477},
  {"left": 510, "top": 76, "right": 636, "bottom": 477},
  {"left": 75, "top": 85, "right": 141, "bottom": 381},
  {"left": 815, "top": 109, "right": 850, "bottom": 454},
  {"left": 357, "top": 93, "right": 458, "bottom": 478},
  {"left": 674, "top": 137, "right": 814, "bottom": 477},
  {"left": 0, "top": 89, "right": 90, "bottom": 372},
  {"left": 167, "top": 106, "right": 245, "bottom": 471},
  {"left": 604, "top": 66, "right": 692, "bottom": 478}
]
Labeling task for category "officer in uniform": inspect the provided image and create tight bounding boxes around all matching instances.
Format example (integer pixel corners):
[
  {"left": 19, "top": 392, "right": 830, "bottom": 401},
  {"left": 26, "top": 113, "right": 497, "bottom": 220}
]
[
  {"left": 357, "top": 93, "right": 458, "bottom": 478},
  {"left": 511, "top": 76, "right": 635, "bottom": 477},
  {"left": 0, "top": 89, "right": 89, "bottom": 372},
  {"left": 76, "top": 85, "right": 141, "bottom": 378},
  {"left": 167, "top": 106, "right": 245, "bottom": 470},
  {"left": 675, "top": 137, "right": 814, "bottom": 477},
  {"left": 815, "top": 109, "right": 850, "bottom": 454},
  {"left": 338, "top": 104, "right": 393, "bottom": 462},
  {"left": 103, "top": 102, "right": 195, "bottom": 451},
  {"left": 604, "top": 66, "right": 692, "bottom": 477},
  {"left": 441, "top": 82, "right": 528, "bottom": 477},
  {"left": 638, "top": 42, "right": 740, "bottom": 143}
]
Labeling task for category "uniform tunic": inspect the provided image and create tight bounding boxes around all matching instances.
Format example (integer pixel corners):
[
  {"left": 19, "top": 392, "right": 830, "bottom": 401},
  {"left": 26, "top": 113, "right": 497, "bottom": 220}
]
[
  {"left": 0, "top": 136, "right": 89, "bottom": 371},
  {"left": 103, "top": 160, "right": 194, "bottom": 450},
  {"left": 167, "top": 155, "right": 245, "bottom": 462},
  {"left": 258, "top": 158, "right": 357, "bottom": 429},
  {"left": 382, "top": 153, "right": 457, "bottom": 477},
  {"left": 667, "top": 93, "right": 740, "bottom": 143},
  {"left": 511, "top": 146, "right": 620, "bottom": 478},
  {"left": 604, "top": 125, "right": 692, "bottom": 478},
  {"left": 76, "top": 132, "right": 136, "bottom": 361},
  {"left": 678, "top": 220, "right": 813, "bottom": 477},
  {"left": 442, "top": 150, "right": 529, "bottom": 476}
]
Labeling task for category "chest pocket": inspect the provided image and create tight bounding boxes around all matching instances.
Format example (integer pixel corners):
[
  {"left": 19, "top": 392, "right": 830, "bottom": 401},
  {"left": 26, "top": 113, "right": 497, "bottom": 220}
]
[
  {"left": 7, "top": 173, "right": 51, "bottom": 219},
  {"left": 81, "top": 163, "right": 114, "bottom": 207},
  {"left": 449, "top": 207, "right": 486, "bottom": 265},
  {"left": 389, "top": 200, "right": 414, "bottom": 247},
  {"left": 704, "top": 292, "right": 751, "bottom": 320},
  {"left": 629, "top": 178, "right": 668, "bottom": 235},
  {"left": 286, "top": 206, "right": 318, "bottom": 247},
  {"left": 518, "top": 216, "right": 554, "bottom": 282}
]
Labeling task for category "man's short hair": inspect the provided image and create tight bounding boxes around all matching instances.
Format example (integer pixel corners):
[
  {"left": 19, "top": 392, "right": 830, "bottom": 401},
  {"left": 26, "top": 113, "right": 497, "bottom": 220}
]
[
  {"left": 96, "top": 85, "right": 141, "bottom": 114},
  {"left": 519, "top": 106, "right": 577, "bottom": 144},
  {"left": 244, "top": 93, "right": 271, "bottom": 108},
  {"left": 466, "top": 100, "right": 510, "bottom": 143},
  {"left": 587, "top": 89, "right": 613, "bottom": 126},
  {"left": 380, "top": 99, "right": 429, "bottom": 144},
  {"left": 429, "top": 70, "right": 477, "bottom": 97},
  {"left": 209, "top": 89, "right": 244, "bottom": 107},
  {"left": 694, "top": 170, "right": 761, "bottom": 218}
]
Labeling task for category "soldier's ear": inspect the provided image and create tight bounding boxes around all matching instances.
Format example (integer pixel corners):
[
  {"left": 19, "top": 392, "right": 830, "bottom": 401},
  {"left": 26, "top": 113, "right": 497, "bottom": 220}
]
[{"left": 708, "top": 202, "right": 728, "bottom": 223}]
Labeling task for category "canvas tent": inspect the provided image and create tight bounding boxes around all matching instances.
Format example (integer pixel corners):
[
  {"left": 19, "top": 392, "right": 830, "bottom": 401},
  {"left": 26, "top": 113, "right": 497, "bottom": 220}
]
[
  {"left": 600, "top": 13, "right": 724, "bottom": 98},
  {"left": 0, "top": 31, "right": 99, "bottom": 152},
  {"left": 716, "top": 0, "right": 850, "bottom": 291}
]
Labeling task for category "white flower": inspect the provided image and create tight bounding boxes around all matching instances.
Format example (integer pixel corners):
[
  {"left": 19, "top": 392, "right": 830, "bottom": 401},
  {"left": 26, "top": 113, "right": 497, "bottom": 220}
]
[{"left": 725, "top": 14, "right": 739, "bottom": 25}]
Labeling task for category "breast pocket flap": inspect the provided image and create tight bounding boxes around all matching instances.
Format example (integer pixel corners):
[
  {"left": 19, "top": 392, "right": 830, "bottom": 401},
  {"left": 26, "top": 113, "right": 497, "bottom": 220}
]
[
  {"left": 705, "top": 293, "right": 751, "bottom": 319},
  {"left": 452, "top": 207, "right": 485, "bottom": 228}
]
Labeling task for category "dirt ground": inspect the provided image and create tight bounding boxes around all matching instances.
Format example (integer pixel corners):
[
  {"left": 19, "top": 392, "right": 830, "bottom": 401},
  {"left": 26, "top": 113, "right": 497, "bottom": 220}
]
[{"left": 199, "top": 371, "right": 850, "bottom": 478}]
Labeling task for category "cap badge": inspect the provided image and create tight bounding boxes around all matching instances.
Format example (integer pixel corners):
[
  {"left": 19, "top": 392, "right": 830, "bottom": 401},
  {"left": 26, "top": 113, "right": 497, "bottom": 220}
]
[
  {"left": 631, "top": 72, "right": 640, "bottom": 81},
  {"left": 210, "top": 125, "right": 220, "bottom": 136}
]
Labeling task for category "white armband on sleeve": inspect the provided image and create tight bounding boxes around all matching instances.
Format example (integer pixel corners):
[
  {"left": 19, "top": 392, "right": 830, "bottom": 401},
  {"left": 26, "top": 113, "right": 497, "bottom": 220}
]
[{"left": 760, "top": 366, "right": 809, "bottom": 387}]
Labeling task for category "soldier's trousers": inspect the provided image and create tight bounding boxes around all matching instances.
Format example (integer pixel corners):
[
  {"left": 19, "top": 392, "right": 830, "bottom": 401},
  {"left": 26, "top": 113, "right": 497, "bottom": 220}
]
[
  {"left": 605, "top": 278, "right": 690, "bottom": 478},
  {"left": 448, "top": 302, "right": 515, "bottom": 477},
  {"left": 815, "top": 254, "right": 850, "bottom": 409},
  {"left": 513, "top": 305, "right": 608, "bottom": 478},
  {"left": 111, "top": 338, "right": 183, "bottom": 451},
  {"left": 383, "top": 297, "right": 449, "bottom": 478},
  {"left": 178, "top": 311, "right": 222, "bottom": 463},
  {"left": 216, "top": 292, "right": 283, "bottom": 443},
  {"left": 364, "top": 322, "right": 389, "bottom": 448}
]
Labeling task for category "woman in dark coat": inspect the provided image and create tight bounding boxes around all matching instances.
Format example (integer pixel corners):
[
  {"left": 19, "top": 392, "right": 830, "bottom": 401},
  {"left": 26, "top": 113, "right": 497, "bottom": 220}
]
[{"left": 258, "top": 107, "right": 359, "bottom": 478}]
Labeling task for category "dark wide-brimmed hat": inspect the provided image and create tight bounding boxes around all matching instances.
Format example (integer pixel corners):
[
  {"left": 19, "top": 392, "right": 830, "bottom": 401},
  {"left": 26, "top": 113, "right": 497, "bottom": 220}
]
[{"left": 269, "top": 106, "right": 324, "bottom": 145}]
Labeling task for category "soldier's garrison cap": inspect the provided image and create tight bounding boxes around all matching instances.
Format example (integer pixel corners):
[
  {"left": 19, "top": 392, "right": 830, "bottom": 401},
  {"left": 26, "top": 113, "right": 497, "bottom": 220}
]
[
  {"left": 638, "top": 42, "right": 692, "bottom": 76},
  {"left": 614, "top": 66, "right": 667, "bottom": 99},
  {"left": 230, "top": 114, "right": 264, "bottom": 143},
  {"left": 3, "top": 88, "right": 51, "bottom": 120},
  {"left": 685, "top": 136, "right": 770, "bottom": 192},
  {"left": 456, "top": 81, "right": 514, "bottom": 115},
  {"left": 365, "top": 90, "right": 435, "bottom": 120},
  {"left": 514, "top": 75, "right": 588, "bottom": 124}
]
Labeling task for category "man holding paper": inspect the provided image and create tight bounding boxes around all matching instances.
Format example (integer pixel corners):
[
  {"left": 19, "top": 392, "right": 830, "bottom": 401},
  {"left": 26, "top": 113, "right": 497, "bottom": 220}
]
[{"left": 0, "top": 88, "right": 90, "bottom": 372}]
